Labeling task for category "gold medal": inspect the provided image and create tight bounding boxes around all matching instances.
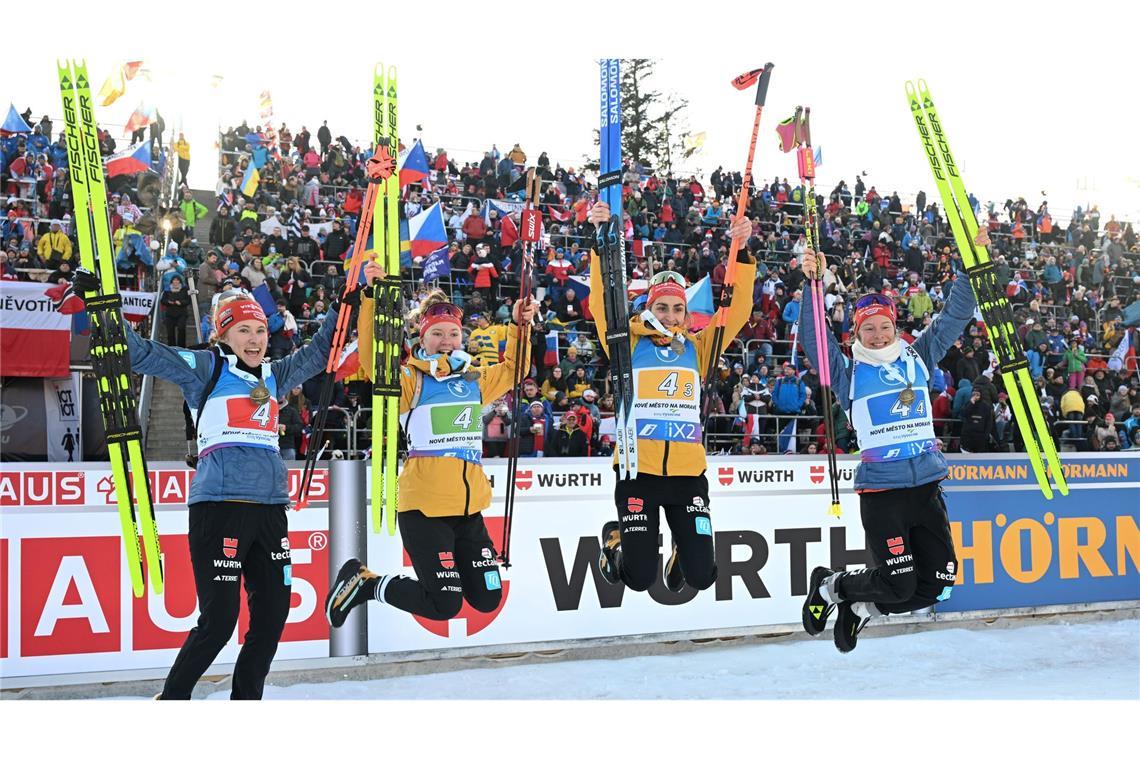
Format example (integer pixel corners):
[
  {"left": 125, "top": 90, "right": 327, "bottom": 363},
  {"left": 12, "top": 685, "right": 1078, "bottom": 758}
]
[
  {"left": 897, "top": 383, "right": 916, "bottom": 407},
  {"left": 250, "top": 377, "right": 270, "bottom": 406}
]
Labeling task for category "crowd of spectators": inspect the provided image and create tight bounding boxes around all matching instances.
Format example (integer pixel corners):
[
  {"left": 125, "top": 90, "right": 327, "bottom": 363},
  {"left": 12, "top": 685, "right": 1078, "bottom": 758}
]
[
  {"left": 5, "top": 103, "right": 1138, "bottom": 459},
  {"left": 1, "top": 103, "right": 179, "bottom": 291}
]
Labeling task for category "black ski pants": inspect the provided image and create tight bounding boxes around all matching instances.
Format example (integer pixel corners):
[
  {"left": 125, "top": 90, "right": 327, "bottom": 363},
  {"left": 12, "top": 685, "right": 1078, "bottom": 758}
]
[
  {"left": 614, "top": 473, "right": 717, "bottom": 592},
  {"left": 837, "top": 481, "right": 958, "bottom": 614},
  {"left": 382, "top": 510, "right": 503, "bottom": 620},
  {"left": 161, "top": 503, "right": 292, "bottom": 700}
]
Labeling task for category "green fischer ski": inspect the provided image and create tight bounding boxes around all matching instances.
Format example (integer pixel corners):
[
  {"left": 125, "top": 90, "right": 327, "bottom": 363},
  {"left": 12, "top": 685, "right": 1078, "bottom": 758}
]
[
  {"left": 906, "top": 79, "right": 1068, "bottom": 499},
  {"left": 57, "top": 59, "right": 164, "bottom": 596},
  {"left": 371, "top": 63, "right": 401, "bottom": 535}
]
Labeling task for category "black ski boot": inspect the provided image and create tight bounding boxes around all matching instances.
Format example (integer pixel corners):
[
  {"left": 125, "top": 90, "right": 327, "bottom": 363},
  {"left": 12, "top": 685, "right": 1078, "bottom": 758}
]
[
  {"left": 599, "top": 521, "right": 623, "bottom": 585},
  {"left": 664, "top": 539, "right": 685, "bottom": 593},
  {"left": 325, "top": 558, "right": 379, "bottom": 628},
  {"left": 802, "top": 566, "right": 837, "bottom": 636},
  {"left": 833, "top": 601, "right": 872, "bottom": 653}
]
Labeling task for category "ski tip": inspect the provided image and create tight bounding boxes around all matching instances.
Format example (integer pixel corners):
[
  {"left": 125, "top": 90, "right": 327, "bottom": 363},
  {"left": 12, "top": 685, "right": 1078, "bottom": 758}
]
[
  {"left": 916, "top": 78, "right": 931, "bottom": 97},
  {"left": 904, "top": 80, "right": 917, "bottom": 97},
  {"left": 375, "top": 61, "right": 384, "bottom": 76}
]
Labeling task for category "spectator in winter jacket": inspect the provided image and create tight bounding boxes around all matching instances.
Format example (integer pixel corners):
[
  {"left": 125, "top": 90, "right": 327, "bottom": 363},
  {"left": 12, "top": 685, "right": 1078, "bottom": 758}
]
[
  {"left": 554, "top": 288, "right": 584, "bottom": 325},
  {"left": 277, "top": 390, "right": 304, "bottom": 460},
  {"left": 955, "top": 346, "right": 982, "bottom": 384},
  {"left": 519, "top": 400, "right": 549, "bottom": 456},
  {"left": 469, "top": 244, "right": 498, "bottom": 302},
  {"left": 559, "top": 344, "right": 587, "bottom": 379},
  {"left": 545, "top": 249, "right": 574, "bottom": 294},
  {"left": 37, "top": 221, "right": 72, "bottom": 266},
  {"left": 771, "top": 362, "right": 808, "bottom": 414},
  {"left": 959, "top": 391, "right": 994, "bottom": 453},
  {"left": 781, "top": 289, "right": 802, "bottom": 336},
  {"left": 545, "top": 409, "right": 587, "bottom": 457},
  {"left": 157, "top": 244, "right": 189, "bottom": 292},
  {"left": 277, "top": 257, "right": 312, "bottom": 317},
  {"left": 469, "top": 312, "right": 505, "bottom": 366},
  {"left": 1062, "top": 339, "right": 1088, "bottom": 389},
  {"left": 209, "top": 206, "right": 236, "bottom": 246},
  {"left": 267, "top": 299, "right": 299, "bottom": 359},
  {"left": 180, "top": 189, "right": 209, "bottom": 238},
  {"left": 462, "top": 211, "right": 489, "bottom": 247},
  {"left": 160, "top": 276, "right": 192, "bottom": 347},
  {"left": 324, "top": 219, "right": 351, "bottom": 261}
]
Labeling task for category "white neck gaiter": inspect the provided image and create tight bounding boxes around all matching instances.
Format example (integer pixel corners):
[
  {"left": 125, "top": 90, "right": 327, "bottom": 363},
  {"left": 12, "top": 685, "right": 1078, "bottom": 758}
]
[{"left": 851, "top": 338, "right": 902, "bottom": 366}]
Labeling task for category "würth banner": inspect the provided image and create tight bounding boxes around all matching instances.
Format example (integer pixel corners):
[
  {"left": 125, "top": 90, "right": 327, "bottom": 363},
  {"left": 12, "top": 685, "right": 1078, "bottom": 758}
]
[{"left": 0, "top": 281, "right": 74, "bottom": 377}]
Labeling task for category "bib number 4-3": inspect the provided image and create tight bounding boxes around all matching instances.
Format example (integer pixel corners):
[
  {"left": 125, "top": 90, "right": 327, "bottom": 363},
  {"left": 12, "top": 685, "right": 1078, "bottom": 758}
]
[{"left": 656, "top": 371, "right": 694, "bottom": 398}]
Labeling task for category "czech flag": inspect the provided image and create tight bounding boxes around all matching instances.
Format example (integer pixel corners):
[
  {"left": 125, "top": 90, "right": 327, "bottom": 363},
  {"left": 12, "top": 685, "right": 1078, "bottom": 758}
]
[
  {"left": 104, "top": 139, "right": 152, "bottom": 177},
  {"left": 686, "top": 275, "right": 715, "bottom": 330},
  {"left": 123, "top": 102, "right": 155, "bottom": 135},
  {"left": 334, "top": 339, "right": 361, "bottom": 381},
  {"left": 544, "top": 329, "right": 560, "bottom": 368},
  {"left": 565, "top": 275, "right": 593, "bottom": 320},
  {"left": 397, "top": 140, "right": 430, "bottom": 188},
  {"left": 407, "top": 202, "right": 447, "bottom": 260}
]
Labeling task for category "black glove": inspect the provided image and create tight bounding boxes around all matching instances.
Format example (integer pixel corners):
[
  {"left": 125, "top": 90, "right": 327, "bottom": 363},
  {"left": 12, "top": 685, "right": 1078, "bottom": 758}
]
[
  {"left": 337, "top": 284, "right": 361, "bottom": 309},
  {"left": 73, "top": 267, "right": 100, "bottom": 295},
  {"left": 735, "top": 247, "right": 754, "bottom": 265}
]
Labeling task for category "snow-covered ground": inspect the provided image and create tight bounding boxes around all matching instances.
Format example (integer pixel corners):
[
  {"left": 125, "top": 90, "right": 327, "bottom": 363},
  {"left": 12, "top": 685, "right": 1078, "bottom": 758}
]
[{"left": 224, "top": 618, "right": 1138, "bottom": 700}]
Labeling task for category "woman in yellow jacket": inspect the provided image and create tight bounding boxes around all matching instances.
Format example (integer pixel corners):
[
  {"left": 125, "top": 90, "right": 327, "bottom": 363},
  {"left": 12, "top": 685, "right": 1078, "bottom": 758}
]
[
  {"left": 326, "top": 260, "right": 535, "bottom": 626},
  {"left": 587, "top": 201, "right": 755, "bottom": 595}
]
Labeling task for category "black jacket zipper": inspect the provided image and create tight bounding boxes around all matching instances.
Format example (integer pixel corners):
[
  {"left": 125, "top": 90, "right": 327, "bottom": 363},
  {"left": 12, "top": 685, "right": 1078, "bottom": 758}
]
[
  {"left": 462, "top": 461, "right": 471, "bottom": 516},
  {"left": 662, "top": 440, "right": 670, "bottom": 477}
]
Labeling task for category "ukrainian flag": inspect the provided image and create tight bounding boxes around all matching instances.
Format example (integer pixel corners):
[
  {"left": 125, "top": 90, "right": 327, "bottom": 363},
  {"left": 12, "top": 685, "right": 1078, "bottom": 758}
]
[{"left": 241, "top": 164, "right": 260, "bottom": 197}]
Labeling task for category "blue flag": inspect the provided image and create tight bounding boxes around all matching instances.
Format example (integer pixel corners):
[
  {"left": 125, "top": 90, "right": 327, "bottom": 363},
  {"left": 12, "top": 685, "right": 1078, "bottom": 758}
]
[
  {"left": 422, "top": 246, "right": 451, "bottom": 282},
  {"left": 777, "top": 418, "right": 798, "bottom": 454},
  {"left": 252, "top": 283, "right": 277, "bottom": 315}
]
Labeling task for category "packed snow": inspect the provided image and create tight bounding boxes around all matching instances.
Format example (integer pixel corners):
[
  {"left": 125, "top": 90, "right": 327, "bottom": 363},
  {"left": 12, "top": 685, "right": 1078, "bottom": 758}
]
[{"left": 213, "top": 618, "right": 1138, "bottom": 700}]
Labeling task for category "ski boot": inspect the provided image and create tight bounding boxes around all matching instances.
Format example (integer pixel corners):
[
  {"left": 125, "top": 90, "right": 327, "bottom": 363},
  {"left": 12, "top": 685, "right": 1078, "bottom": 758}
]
[
  {"left": 599, "top": 521, "right": 623, "bottom": 585},
  {"left": 664, "top": 539, "right": 685, "bottom": 593},
  {"left": 834, "top": 601, "right": 874, "bottom": 653},
  {"left": 325, "top": 558, "right": 379, "bottom": 628},
  {"left": 802, "top": 566, "right": 837, "bottom": 636}
]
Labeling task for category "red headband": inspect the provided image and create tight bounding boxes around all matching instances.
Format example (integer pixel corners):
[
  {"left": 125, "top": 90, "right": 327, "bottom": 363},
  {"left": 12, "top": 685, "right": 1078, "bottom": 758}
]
[
  {"left": 420, "top": 311, "right": 462, "bottom": 334},
  {"left": 854, "top": 303, "right": 896, "bottom": 331},
  {"left": 647, "top": 281, "right": 687, "bottom": 307},
  {"left": 215, "top": 298, "right": 267, "bottom": 337}
]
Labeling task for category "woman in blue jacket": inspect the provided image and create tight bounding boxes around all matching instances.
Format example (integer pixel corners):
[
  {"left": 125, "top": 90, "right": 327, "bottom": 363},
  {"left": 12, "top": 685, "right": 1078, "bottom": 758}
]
[
  {"left": 75, "top": 268, "right": 343, "bottom": 698},
  {"left": 796, "top": 230, "right": 980, "bottom": 653}
]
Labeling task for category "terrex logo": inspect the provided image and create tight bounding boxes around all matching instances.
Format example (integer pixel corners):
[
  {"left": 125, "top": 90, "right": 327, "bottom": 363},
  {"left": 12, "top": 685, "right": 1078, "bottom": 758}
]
[
  {"left": 718, "top": 467, "right": 734, "bottom": 487},
  {"left": 403, "top": 516, "right": 509, "bottom": 638},
  {"left": 516, "top": 470, "right": 532, "bottom": 491},
  {"left": 887, "top": 536, "right": 905, "bottom": 556},
  {"left": 810, "top": 465, "right": 824, "bottom": 485},
  {"left": 627, "top": 497, "right": 644, "bottom": 514}
]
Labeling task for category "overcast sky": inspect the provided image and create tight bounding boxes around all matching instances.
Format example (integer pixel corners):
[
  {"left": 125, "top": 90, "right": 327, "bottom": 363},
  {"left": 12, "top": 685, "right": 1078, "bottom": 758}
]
[{"left": 9, "top": 0, "right": 1138, "bottom": 223}]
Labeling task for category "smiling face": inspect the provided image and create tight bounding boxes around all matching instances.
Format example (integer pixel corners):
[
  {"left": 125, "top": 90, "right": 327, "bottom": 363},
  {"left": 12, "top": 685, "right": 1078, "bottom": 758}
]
[
  {"left": 650, "top": 295, "right": 687, "bottom": 328},
  {"left": 422, "top": 322, "right": 462, "bottom": 354},
  {"left": 857, "top": 314, "right": 896, "bottom": 350},
  {"left": 223, "top": 320, "right": 269, "bottom": 365}
]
